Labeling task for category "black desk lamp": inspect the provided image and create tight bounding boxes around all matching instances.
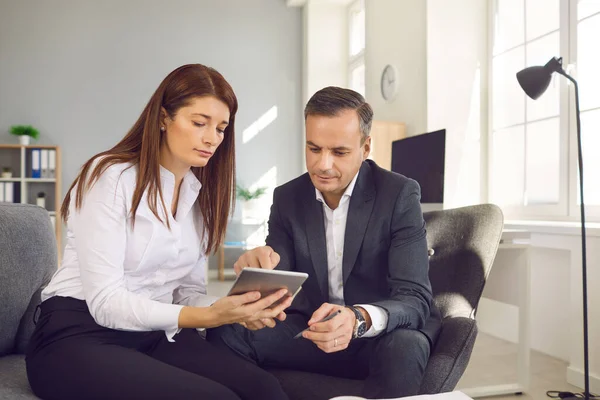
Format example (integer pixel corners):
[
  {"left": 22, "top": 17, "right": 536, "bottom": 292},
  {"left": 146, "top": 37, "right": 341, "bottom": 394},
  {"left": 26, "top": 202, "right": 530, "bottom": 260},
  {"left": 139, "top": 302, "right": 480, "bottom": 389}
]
[{"left": 516, "top": 56, "right": 590, "bottom": 400}]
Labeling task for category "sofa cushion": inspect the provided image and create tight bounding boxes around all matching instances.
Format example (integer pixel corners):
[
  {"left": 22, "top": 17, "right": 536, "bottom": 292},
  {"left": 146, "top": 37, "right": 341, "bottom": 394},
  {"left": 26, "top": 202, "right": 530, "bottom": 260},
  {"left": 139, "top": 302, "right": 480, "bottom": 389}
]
[
  {"left": 0, "top": 204, "right": 56, "bottom": 355},
  {"left": 0, "top": 355, "right": 39, "bottom": 400}
]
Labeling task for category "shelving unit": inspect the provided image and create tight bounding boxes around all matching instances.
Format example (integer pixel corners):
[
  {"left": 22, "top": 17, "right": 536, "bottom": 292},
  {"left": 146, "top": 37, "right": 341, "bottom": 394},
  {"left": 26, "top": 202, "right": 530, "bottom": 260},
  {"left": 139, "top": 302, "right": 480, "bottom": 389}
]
[{"left": 0, "top": 144, "right": 62, "bottom": 253}]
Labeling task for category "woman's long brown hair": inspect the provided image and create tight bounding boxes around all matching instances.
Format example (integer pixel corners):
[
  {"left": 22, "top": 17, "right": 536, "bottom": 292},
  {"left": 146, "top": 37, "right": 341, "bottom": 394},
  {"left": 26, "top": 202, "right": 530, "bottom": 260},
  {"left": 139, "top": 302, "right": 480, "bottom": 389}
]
[{"left": 60, "top": 64, "right": 237, "bottom": 255}]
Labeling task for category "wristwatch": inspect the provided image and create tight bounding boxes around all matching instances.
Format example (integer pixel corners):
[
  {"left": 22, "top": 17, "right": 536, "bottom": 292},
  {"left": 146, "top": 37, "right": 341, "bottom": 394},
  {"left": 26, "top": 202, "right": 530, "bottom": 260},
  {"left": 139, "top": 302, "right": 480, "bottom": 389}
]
[{"left": 347, "top": 306, "right": 367, "bottom": 339}]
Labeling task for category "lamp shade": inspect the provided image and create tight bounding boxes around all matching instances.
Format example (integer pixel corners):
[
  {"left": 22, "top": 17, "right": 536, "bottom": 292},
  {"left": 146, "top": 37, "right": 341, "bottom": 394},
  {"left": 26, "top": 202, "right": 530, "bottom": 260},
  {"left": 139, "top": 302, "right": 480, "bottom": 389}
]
[
  {"left": 516, "top": 65, "right": 552, "bottom": 100},
  {"left": 516, "top": 56, "right": 565, "bottom": 100}
]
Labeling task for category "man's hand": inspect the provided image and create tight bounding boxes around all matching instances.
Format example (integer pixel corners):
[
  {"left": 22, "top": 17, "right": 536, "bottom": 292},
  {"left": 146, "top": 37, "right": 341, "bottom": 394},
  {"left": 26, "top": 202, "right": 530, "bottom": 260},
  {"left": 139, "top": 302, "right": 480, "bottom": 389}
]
[
  {"left": 302, "top": 303, "right": 355, "bottom": 353},
  {"left": 233, "top": 246, "right": 280, "bottom": 275}
]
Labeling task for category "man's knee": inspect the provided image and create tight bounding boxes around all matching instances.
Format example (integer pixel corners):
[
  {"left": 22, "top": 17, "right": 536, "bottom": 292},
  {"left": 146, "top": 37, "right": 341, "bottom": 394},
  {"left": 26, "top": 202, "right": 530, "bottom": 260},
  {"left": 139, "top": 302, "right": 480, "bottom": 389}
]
[
  {"left": 365, "top": 329, "right": 431, "bottom": 398},
  {"left": 374, "top": 328, "right": 430, "bottom": 364}
]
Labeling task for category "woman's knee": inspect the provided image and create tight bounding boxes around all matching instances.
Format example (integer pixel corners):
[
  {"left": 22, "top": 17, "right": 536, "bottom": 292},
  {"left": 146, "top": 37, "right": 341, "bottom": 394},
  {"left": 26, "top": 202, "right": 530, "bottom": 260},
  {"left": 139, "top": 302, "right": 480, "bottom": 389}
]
[{"left": 240, "top": 368, "right": 288, "bottom": 400}]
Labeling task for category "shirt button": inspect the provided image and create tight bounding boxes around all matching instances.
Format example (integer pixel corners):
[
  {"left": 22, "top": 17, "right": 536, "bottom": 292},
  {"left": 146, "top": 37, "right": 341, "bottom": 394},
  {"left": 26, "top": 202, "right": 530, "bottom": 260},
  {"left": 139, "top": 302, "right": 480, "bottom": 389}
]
[{"left": 337, "top": 251, "right": 342, "bottom": 257}]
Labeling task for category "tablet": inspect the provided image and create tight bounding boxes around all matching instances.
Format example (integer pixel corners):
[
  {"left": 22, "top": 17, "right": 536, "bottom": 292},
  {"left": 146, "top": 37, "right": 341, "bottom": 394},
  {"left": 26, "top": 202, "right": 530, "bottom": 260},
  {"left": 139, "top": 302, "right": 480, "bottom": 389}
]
[{"left": 227, "top": 268, "right": 309, "bottom": 307}]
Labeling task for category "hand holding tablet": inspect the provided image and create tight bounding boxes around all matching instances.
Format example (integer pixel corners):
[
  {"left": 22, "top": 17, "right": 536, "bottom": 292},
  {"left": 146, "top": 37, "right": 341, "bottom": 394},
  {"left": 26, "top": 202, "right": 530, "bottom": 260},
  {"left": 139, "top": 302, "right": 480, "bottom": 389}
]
[{"left": 227, "top": 268, "right": 309, "bottom": 308}]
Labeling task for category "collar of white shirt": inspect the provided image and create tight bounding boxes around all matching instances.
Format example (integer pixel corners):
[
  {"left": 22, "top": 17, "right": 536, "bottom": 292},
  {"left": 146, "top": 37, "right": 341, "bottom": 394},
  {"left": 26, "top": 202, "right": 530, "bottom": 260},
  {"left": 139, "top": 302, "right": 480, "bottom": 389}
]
[
  {"left": 158, "top": 165, "right": 203, "bottom": 220},
  {"left": 314, "top": 170, "right": 360, "bottom": 207},
  {"left": 159, "top": 165, "right": 202, "bottom": 192}
]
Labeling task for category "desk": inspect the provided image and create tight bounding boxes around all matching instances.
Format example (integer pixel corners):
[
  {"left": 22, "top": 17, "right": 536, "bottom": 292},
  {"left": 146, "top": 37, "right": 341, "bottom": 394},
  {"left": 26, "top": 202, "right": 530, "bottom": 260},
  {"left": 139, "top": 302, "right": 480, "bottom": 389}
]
[{"left": 461, "top": 229, "right": 531, "bottom": 398}]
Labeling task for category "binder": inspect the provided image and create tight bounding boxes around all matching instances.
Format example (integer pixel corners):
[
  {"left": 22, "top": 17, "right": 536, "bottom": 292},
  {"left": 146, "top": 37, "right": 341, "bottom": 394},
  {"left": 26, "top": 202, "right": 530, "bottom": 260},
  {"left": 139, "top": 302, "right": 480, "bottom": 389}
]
[
  {"left": 48, "top": 150, "right": 56, "bottom": 178},
  {"left": 31, "top": 149, "right": 41, "bottom": 178},
  {"left": 41, "top": 149, "right": 49, "bottom": 178},
  {"left": 0, "top": 183, "right": 4, "bottom": 202},
  {"left": 5, "top": 182, "right": 13, "bottom": 203}
]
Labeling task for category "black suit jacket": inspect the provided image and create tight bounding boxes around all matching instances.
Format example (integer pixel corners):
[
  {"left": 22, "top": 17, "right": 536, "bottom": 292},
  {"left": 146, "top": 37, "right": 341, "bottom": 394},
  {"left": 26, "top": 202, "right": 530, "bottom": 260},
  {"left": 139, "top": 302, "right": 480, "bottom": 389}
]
[{"left": 266, "top": 160, "right": 441, "bottom": 344}]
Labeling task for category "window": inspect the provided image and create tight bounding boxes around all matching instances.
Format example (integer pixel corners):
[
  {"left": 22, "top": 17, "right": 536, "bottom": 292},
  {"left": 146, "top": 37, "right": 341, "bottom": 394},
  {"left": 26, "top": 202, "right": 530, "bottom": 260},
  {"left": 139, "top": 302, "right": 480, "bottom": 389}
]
[
  {"left": 348, "top": 0, "right": 365, "bottom": 96},
  {"left": 574, "top": 0, "right": 600, "bottom": 211},
  {"left": 489, "top": 0, "right": 600, "bottom": 220}
]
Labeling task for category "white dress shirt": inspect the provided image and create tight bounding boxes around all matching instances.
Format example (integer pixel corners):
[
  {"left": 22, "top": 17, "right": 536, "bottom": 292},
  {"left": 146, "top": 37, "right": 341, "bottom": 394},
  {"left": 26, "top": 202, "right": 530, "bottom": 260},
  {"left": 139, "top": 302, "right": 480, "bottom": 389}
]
[
  {"left": 315, "top": 171, "right": 388, "bottom": 338},
  {"left": 42, "top": 161, "right": 217, "bottom": 341}
]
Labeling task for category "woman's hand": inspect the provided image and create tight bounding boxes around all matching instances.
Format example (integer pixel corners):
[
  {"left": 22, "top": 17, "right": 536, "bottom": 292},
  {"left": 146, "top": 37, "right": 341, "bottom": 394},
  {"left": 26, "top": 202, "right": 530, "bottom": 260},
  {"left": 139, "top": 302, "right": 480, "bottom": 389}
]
[
  {"left": 211, "top": 289, "right": 292, "bottom": 328},
  {"left": 179, "top": 289, "right": 293, "bottom": 330}
]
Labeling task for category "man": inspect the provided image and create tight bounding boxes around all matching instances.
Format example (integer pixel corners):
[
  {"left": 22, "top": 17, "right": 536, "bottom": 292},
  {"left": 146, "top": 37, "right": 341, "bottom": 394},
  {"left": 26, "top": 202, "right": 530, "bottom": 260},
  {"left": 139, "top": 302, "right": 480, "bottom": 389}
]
[{"left": 208, "top": 87, "right": 441, "bottom": 398}]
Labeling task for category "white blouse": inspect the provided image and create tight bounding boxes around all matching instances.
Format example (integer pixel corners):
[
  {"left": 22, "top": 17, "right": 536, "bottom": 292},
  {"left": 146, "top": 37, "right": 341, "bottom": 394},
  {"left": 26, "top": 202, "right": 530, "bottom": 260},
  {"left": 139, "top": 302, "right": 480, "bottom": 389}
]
[{"left": 42, "top": 161, "right": 217, "bottom": 341}]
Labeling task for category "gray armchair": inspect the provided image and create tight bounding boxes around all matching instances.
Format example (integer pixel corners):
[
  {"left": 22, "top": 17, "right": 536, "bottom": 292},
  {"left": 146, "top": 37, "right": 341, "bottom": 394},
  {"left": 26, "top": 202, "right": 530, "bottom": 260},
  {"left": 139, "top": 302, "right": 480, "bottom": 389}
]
[
  {"left": 0, "top": 204, "right": 56, "bottom": 400},
  {"left": 270, "top": 204, "right": 504, "bottom": 399}
]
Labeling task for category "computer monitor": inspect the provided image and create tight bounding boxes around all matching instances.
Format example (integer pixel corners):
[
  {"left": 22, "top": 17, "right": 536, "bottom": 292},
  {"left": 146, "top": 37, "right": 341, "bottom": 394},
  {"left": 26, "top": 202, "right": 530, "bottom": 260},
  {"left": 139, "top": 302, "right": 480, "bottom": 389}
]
[{"left": 391, "top": 129, "right": 446, "bottom": 211}]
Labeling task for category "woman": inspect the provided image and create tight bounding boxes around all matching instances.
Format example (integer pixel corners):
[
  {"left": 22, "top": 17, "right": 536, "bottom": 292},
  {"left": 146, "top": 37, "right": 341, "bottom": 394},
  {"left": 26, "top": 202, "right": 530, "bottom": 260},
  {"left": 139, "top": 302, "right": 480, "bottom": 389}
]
[{"left": 26, "top": 64, "right": 291, "bottom": 400}]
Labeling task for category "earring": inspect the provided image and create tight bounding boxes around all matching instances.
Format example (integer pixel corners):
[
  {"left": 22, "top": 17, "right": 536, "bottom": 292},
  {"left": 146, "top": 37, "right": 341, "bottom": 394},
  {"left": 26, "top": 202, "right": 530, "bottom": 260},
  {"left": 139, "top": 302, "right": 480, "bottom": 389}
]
[{"left": 160, "top": 126, "right": 165, "bottom": 132}]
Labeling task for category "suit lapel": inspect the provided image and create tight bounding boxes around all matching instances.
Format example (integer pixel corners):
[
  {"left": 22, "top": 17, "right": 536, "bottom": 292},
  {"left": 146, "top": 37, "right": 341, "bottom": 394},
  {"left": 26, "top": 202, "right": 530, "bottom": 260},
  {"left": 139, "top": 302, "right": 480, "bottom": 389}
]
[
  {"left": 343, "top": 162, "right": 375, "bottom": 285},
  {"left": 303, "top": 182, "right": 329, "bottom": 299}
]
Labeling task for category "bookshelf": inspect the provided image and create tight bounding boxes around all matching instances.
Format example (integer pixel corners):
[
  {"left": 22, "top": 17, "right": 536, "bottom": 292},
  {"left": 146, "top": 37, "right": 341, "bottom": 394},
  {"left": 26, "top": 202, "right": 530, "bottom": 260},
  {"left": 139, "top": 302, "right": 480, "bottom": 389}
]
[{"left": 0, "top": 144, "right": 62, "bottom": 253}]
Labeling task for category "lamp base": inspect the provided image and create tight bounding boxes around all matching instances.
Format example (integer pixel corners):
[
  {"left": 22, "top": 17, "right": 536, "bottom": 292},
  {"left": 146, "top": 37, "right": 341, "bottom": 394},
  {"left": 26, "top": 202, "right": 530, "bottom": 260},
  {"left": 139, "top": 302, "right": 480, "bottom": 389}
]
[{"left": 546, "top": 390, "right": 595, "bottom": 400}]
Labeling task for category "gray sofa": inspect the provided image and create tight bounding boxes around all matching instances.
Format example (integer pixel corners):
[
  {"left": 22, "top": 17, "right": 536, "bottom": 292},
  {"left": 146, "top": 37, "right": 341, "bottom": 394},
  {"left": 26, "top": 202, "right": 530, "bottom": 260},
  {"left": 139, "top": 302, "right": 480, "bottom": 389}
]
[
  {"left": 0, "top": 204, "right": 56, "bottom": 400},
  {"left": 0, "top": 203, "right": 503, "bottom": 400}
]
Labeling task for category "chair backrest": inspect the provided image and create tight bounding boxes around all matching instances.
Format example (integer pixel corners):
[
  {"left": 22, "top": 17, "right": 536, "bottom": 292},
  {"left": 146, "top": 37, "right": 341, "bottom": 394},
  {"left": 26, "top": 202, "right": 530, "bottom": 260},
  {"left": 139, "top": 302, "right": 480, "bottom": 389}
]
[
  {"left": 424, "top": 204, "right": 504, "bottom": 320},
  {"left": 0, "top": 203, "right": 57, "bottom": 355}
]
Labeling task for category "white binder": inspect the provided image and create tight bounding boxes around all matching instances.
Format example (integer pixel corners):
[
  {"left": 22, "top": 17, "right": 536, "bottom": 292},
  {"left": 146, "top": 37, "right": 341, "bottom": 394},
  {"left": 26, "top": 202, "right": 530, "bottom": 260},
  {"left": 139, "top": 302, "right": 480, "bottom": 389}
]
[
  {"left": 41, "top": 150, "right": 49, "bottom": 178},
  {"left": 0, "top": 183, "right": 4, "bottom": 202},
  {"left": 48, "top": 150, "right": 56, "bottom": 178},
  {"left": 5, "top": 182, "right": 13, "bottom": 203},
  {"left": 31, "top": 149, "right": 41, "bottom": 178}
]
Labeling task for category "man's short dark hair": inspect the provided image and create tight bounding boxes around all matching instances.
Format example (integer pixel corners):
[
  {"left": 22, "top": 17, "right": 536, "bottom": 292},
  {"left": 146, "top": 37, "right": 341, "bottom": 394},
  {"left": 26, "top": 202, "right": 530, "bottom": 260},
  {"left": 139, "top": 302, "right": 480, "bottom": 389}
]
[{"left": 304, "top": 87, "right": 373, "bottom": 142}]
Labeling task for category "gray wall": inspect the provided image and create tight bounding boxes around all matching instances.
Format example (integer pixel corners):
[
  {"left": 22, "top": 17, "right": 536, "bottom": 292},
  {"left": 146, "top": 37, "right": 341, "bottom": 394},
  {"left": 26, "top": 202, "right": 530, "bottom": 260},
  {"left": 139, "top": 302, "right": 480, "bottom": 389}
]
[{"left": 0, "top": 0, "right": 303, "bottom": 215}]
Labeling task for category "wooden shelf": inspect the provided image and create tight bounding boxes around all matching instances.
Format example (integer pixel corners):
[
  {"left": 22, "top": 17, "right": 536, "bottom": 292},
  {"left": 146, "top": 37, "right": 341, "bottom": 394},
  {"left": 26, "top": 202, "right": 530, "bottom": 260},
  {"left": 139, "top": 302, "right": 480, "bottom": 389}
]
[
  {"left": 369, "top": 121, "right": 407, "bottom": 171},
  {"left": 24, "top": 178, "right": 56, "bottom": 183},
  {"left": 0, "top": 178, "right": 56, "bottom": 182},
  {"left": 0, "top": 144, "right": 61, "bottom": 149},
  {"left": 0, "top": 144, "right": 62, "bottom": 261}
]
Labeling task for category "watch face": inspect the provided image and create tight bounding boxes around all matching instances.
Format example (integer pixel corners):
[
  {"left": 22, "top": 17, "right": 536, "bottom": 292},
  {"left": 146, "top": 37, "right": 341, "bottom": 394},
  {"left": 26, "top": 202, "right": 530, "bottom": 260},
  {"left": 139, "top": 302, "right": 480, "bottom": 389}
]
[{"left": 357, "top": 321, "right": 367, "bottom": 337}]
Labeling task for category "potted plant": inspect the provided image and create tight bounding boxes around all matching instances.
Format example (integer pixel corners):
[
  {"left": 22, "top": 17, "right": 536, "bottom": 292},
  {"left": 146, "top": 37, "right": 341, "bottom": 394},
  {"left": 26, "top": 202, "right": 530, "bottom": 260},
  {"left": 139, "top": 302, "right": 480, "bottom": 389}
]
[
  {"left": 1, "top": 167, "right": 12, "bottom": 178},
  {"left": 10, "top": 125, "right": 40, "bottom": 145},
  {"left": 236, "top": 184, "right": 267, "bottom": 220}
]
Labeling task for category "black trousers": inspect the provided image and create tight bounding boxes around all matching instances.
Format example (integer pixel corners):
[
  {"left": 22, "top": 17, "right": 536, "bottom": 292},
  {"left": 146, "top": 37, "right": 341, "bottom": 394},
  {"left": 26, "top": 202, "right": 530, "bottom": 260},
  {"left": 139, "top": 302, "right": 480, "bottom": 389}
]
[
  {"left": 25, "top": 296, "right": 288, "bottom": 400},
  {"left": 208, "top": 313, "right": 430, "bottom": 399}
]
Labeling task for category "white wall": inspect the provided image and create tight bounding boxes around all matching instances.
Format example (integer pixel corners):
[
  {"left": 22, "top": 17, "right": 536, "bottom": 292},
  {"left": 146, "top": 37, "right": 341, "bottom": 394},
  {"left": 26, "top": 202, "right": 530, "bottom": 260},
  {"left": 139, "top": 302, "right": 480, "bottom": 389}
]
[
  {"left": 0, "top": 0, "right": 303, "bottom": 217},
  {"left": 365, "top": 0, "right": 427, "bottom": 136},
  {"left": 426, "top": 0, "right": 488, "bottom": 208},
  {"left": 304, "top": 0, "right": 348, "bottom": 105},
  {"left": 300, "top": 0, "right": 349, "bottom": 172}
]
